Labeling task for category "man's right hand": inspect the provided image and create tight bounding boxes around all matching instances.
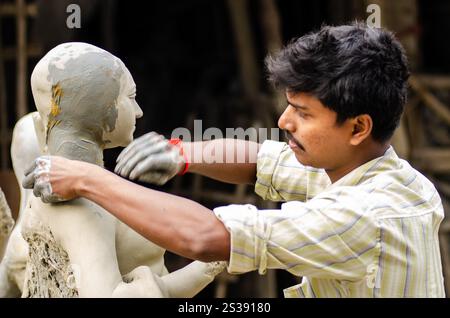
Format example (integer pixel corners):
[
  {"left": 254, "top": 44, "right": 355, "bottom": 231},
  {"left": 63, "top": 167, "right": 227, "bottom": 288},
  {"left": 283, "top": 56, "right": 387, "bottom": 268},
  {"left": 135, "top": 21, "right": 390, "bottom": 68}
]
[{"left": 115, "top": 132, "right": 186, "bottom": 185}]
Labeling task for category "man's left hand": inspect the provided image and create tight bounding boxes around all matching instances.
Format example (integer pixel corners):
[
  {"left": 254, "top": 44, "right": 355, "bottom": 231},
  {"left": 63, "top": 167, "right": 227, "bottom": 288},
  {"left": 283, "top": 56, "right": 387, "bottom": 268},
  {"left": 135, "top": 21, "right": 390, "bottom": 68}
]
[{"left": 22, "top": 156, "right": 94, "bottom": 203}]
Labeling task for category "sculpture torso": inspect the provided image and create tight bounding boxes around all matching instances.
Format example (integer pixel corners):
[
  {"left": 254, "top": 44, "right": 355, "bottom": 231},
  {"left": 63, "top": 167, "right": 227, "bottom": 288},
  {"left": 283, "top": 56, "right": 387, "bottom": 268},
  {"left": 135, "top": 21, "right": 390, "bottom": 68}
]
[{"left": 21, "top": 193, "right": 169, "bottom": 297}]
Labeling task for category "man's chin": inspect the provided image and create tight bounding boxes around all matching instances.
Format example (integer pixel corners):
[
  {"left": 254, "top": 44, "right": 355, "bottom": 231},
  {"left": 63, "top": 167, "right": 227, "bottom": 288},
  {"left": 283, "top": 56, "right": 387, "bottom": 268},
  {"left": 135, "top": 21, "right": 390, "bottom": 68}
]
[
  {"left": 294, "top": 152, "right": 320, "bottom": 169},
  {"left": 294, "top": 152, "right": 309, "bottom": 166}
]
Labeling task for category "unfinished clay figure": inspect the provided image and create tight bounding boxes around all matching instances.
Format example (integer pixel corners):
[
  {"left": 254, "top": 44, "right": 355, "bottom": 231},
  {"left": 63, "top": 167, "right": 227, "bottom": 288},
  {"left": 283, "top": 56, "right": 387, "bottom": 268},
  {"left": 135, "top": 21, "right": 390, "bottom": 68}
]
[
  {"left": 1, "top": 112, "right": 225, "bottom": 298},
  {"left": 0, "top": 112, "right": 39, "bottom": 297},
  {"left": 0, "top": 189, "right": 14, "bottom": 262},
  {"left": 18, "top": 42, "right": 225, "bottom": 297}
]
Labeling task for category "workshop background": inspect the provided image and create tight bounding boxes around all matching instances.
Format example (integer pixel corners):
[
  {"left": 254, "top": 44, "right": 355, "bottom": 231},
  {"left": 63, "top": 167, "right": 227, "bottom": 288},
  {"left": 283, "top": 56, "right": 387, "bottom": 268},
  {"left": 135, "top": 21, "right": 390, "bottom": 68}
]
[{"left": 0, "top": 0, "right": 449, "bottom": 297}]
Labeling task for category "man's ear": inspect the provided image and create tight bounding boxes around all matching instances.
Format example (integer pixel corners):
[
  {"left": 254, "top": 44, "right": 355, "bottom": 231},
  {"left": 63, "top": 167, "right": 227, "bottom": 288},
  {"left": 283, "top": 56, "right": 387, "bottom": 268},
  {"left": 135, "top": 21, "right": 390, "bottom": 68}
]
[
  {"left": 350, "top": 114, "right": 373, "bottom": 146},
  {"left": 32, "top": 112, "right": 47, "bottom": 153}
]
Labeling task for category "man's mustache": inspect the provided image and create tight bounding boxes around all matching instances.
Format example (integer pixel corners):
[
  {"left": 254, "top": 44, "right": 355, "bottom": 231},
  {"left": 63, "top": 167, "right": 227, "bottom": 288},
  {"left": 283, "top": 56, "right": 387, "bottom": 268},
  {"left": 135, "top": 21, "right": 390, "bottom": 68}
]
[{"left": 284, "top": 131, "right": 305, "bottom": 150}]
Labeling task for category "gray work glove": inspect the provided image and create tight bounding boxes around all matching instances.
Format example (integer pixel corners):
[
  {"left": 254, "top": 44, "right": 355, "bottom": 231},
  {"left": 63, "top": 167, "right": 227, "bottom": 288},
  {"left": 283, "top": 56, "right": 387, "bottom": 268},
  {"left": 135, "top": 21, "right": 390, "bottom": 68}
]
[{"left": 114, "top": 132, "right": 186, "bottom": 185}]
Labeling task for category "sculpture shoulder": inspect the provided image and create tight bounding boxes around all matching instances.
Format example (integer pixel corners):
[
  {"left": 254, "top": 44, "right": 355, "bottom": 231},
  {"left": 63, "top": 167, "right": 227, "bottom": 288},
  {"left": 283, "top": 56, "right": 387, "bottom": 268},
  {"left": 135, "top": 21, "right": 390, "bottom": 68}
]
[
  {"left": 22, "top": 196, "right": 115, "bottom": 242},
  {"left": 25, "top": 196, "right": 107, "bottom": 220}
]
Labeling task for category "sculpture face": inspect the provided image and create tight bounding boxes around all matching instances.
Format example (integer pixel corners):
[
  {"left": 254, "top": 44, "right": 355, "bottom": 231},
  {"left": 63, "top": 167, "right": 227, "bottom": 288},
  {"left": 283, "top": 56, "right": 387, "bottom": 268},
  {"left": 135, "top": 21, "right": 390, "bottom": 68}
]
[
  {"left": 30, "top": 42, "right": 143, "bottom": 149},
  {"left": 103, "top": 63, "right": 143, "bottom": 148}
]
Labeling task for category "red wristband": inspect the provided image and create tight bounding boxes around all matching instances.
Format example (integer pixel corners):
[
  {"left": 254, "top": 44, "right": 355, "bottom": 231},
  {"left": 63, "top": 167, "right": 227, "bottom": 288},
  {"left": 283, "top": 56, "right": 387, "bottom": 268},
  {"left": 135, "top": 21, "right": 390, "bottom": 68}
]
[{"left": 168, "top": 138, "right": 189, "bottom": 175}]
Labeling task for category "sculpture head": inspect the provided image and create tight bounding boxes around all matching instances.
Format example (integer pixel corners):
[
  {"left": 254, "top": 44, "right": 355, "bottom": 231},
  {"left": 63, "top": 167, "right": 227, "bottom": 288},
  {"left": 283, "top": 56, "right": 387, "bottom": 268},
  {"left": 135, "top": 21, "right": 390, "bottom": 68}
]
[{"left": 30, "top": 42, "right": 143, "bottom": 153}]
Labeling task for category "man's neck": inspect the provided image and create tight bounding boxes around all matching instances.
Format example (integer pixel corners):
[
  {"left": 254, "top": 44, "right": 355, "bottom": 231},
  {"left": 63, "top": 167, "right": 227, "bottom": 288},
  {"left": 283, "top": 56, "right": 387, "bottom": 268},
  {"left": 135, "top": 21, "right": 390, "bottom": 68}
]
[{"left": 326, "top": 143, "right": 390, "bottom": 183}]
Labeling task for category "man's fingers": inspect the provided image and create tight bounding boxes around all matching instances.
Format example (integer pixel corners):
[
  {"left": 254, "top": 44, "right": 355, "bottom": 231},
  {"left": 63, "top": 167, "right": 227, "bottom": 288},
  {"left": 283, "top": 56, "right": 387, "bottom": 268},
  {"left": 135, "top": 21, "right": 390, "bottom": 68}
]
[
  {"left": 116, "top": 146, "right": 153, "bottom": 177},
  {"left": 115, "top": 137, "right": 161, "bottom": 175},
  {"left": 116, "top": 140, "right": 169, "bottom": 177},
  {"left": 24, "top": 159, "right": 37, "bottom": 176},
  {"left": 115, "top": 147, "right": 146, "bottom": 176},
  {"left": 33, "top": 182, "right": 43, "bottom": 198},
  {"left": 116, "top": 134, "right": 147, "bottom": 163},
  {"left": 137, "top": 172, "right": 169, "bottom": 185},
  {"left": 129, "top": 153, "right": 175, "bottom": 180},
  {"left": 116, "top": 132, "right": 161, "bottom": 163},
  {"left": 22, "top": 170, "right": 36, "bottom": 189},
  {"left": 117, "top": 132, "right": 158, "bottom": 162},
  {"left": 42, "top": 193, "right": 66, "bottom": 204}
]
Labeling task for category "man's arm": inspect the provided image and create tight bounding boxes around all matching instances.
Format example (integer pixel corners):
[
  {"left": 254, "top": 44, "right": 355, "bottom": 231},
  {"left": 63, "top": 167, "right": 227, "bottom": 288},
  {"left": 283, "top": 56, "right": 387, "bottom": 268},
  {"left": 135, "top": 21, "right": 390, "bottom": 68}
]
[
  {"left": 24, "top": 156, "right": 231, "bottom": 262},
  {"left": 184, "top": 139, "right": 260, "bottom": 185},
  {"left": 85, "top": 165, "right": 231, "bottom": 262},
  {"left": 115, "top": 132, "right": 260, "bottom": 185}
]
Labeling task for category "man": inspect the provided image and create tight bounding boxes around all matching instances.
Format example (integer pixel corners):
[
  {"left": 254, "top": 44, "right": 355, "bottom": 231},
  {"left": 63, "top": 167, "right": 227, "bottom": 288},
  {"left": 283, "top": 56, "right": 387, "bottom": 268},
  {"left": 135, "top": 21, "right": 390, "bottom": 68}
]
[{"left": 24, "top": 23, "right": 446, "bottom": 297}]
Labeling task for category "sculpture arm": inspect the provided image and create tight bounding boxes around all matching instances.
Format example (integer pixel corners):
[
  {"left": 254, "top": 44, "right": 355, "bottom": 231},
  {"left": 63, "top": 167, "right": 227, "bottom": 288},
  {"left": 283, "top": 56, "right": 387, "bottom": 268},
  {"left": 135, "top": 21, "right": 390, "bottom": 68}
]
[{"left": 159, "top": 260, "right": 227, "bottom": 298}]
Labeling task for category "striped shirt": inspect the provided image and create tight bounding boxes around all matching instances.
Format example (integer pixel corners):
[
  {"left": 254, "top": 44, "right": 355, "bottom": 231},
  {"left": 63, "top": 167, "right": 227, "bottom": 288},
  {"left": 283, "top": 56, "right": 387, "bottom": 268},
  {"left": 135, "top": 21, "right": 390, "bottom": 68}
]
[{"left": 213, "top": 140, "right": 446, "bottom": 297}]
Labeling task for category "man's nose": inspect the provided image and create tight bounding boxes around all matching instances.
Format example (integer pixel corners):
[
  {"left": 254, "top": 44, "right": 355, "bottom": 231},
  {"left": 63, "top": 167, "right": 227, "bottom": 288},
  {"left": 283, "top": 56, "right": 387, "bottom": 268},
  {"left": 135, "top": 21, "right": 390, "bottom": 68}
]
[{"left": 278, "top": 106, "right": 295, "bottom": 132}]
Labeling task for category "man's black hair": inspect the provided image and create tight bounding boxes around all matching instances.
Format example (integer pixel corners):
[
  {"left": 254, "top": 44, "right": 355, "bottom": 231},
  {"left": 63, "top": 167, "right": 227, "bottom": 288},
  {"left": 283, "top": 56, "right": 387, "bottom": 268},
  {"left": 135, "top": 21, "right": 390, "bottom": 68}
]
[{"left": 266, "top": 22, "right": 410, "bottom": 142}]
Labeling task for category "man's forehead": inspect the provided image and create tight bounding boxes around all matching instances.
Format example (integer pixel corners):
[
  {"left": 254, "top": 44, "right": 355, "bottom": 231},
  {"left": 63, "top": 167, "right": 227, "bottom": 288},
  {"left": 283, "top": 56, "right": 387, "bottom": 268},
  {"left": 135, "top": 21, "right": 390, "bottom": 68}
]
[
  {"left": 286, "top": 91, "right": 310, "bottom": 107},
  {"left": 285, "top": 91, "right": 333, "bottom": 113}
]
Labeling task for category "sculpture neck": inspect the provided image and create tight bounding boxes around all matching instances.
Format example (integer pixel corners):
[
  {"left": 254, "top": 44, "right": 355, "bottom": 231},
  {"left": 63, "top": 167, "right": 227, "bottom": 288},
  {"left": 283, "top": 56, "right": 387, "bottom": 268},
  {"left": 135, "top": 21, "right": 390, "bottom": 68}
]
[{"left": 46, "top": 125, "right": 104, "bottom": 167}]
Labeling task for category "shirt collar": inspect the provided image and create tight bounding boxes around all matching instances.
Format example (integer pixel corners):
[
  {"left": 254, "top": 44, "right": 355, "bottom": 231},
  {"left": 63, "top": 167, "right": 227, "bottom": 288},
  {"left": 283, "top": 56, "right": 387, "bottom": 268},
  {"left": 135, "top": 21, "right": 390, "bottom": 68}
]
[{"left": 327, "top": 146, "right": 400, "bottom": 189}]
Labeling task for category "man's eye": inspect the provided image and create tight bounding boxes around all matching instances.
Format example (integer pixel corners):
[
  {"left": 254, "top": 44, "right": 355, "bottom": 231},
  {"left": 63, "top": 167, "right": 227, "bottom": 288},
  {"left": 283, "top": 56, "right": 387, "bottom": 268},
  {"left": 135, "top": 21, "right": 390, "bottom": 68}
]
[{"left": 297, "top": 110, "right": 308, "bottom": 118}]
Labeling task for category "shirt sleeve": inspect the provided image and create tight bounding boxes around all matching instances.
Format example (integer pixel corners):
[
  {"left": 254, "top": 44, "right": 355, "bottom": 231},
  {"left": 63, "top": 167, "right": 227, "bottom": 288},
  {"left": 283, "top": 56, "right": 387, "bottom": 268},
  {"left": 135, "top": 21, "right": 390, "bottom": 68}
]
[
  {"left": 254, "top": 140, "right": 331, "bottom": 202},
  {"left": 213, "top": 189, "right": 380, "bottom": 281}
]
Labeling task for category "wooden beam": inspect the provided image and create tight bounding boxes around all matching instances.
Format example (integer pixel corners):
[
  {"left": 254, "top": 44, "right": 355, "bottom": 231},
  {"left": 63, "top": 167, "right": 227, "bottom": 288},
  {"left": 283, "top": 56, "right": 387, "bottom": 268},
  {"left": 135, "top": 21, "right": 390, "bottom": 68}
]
[
  {"left": 417, "top": 74, "right": 450, "bottom": 90},
  {"left": 1, "top": 45, "right": 42, "bottom": 60},
  {"left": 434, "top": 180, "right": 450, "bottom": 200},
  {"left": 404, "top": 96, "right": 427, "bottom": 149},
  {"left": 0, "top": 3, "right": 37, "bottom": 16},
  {"left": 411, "top": 147, "right": 450, "bottom": 173},
  {"left": 409, "top": 75, "right": 450, "bottom": 126}
]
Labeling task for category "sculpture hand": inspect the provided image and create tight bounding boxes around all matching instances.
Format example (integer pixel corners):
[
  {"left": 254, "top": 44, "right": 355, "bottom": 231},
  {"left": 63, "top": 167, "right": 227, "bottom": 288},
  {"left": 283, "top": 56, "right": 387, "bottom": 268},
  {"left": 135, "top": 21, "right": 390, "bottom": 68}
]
[
  {"left": 112, "top": 266, "right": 165, "bottom": 298},
  {"left": 115, "top": 132, "right": 186, "bottom": 185}
]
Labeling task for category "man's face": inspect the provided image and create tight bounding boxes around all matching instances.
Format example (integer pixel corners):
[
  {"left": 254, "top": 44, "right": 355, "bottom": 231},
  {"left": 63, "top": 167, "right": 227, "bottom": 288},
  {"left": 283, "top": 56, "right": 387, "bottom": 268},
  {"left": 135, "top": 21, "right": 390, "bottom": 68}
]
[{"left": 278, "top": 91, "right": 354, "bottom": 170}]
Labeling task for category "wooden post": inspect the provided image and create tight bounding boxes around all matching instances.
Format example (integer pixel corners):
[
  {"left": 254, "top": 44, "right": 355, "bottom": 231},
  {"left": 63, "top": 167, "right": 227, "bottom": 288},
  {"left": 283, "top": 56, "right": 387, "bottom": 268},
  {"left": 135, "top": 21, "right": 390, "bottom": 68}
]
[
  {"left": 226, "top": 0, "right": 260, "bottom": 99},
  {"left": 439, "top": 225, "right": 450, "bottom": 296},
  {"left": 0, "top": 15, "right": 8, "bottom": 170},
  {"left": 362, "top": 0, "right": 418, "bottom": 159},
  {"left": 260, "top": 0, "right": 282, "bottom": 57},
  {"left": 16, "top": 0, "right": 27, "bottom": 119},
  {"left": 259, "top": 0, "right": 285, "bottom": 117},
  {"left": 364, "top": 0, "right": 419, "bottom": 69}
]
